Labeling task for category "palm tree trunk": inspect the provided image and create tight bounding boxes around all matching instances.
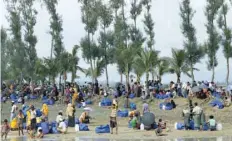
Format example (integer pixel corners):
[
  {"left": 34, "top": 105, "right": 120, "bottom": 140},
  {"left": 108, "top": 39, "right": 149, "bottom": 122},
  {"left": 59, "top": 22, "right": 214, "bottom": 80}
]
[
  {"left": 190, "top": 63, "right": 195, "bottom": 82},
  {"left": 177, "top": 73, "right": 181, "bottom": 83},
  {"left": 146, "top": 72, "right": 149, "bottom": 87},
  {"left": 212, "top": 59, "right": 215, "bottom": 82},
  {"left": 158, "top": 76, "right": 162, "bottom": 83},
  {"left": 59, "top": 73, "right": 62, "bottom": 90},
  {"left": 226, "top": 58, "right": 229, "bottom": 86},
  {"left": 105, "top": 65, "right": 109, "bottom": 87},
  {"left": 120, "top": 72, "right": 123, "bottom": 83}
]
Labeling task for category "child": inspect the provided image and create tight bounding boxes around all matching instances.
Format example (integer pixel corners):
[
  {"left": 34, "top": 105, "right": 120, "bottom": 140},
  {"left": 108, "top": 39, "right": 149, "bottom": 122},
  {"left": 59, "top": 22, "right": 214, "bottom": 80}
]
[
  {"left": 156, "top": 119, "right": 166, "bottom": 136},
  {"left": 207, "top": 115, "right": 216, "bottom": 131},
  {"left": 57, "top": 118, "right": 67, "bottom": 134},
  {"left": 1, "top": 119, "right": 10, "bottom": 139},
  {"left": 17, "top": 110, "right": 24, "bottom": 136},
  {"left": 170, "top": 99, "right": 176, "bottom": 108},
  {"left": 36, "top": 127, "right": 44, "bottom": 138}
]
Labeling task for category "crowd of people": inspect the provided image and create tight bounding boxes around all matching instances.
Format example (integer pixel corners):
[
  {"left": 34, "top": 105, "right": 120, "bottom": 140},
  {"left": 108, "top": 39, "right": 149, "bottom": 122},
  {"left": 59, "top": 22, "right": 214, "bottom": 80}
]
[{"left": 1, "top": 79, "right": 231, "bottom": 139}]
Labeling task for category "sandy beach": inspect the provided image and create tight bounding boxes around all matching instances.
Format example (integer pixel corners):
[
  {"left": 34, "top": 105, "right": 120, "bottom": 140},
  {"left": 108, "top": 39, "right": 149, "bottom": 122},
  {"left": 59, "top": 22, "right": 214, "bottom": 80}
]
[{"left": 1, "top": 97, "right": 232, "bottom": 140}]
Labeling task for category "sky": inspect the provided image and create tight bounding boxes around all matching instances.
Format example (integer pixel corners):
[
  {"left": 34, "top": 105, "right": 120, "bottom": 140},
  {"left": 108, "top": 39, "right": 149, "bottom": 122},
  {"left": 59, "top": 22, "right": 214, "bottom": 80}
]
[{"left": 1, "top": 0, "right": 232, "bottom": 84}]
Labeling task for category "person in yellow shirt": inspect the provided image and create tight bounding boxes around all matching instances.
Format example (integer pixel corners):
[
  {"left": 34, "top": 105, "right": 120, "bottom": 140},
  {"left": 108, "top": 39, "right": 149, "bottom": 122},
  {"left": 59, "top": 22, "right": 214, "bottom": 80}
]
[
  {"left": 26, "top": 110, "right": 31, "bottom": 132},
  {"left": 72, "top": 92, "right": 78, "bottom": 106},
  {"left": 79, "top": 111, "right": 90, "bottom": 124},
  {"left": 41, "top": 104, "right": 49, "bottom": 120}
]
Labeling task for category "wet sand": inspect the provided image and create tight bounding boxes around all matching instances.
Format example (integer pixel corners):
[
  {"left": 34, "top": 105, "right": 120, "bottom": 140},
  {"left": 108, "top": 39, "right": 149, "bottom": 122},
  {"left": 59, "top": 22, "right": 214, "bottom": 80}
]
[{"left": 1, "top": 97, "right": 232, "bottom": 140}]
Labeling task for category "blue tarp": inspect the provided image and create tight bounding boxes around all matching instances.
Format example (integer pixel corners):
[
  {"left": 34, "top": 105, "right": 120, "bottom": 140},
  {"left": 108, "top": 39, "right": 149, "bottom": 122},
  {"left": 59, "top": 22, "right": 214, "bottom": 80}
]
[
  {"left": 117, "top": 110, "right": 128, "bottom": 117},
  {"left": 212, "top": 92, "right": 222, "bottom": 99},
  {"left": 85, "top": 100, "right": 92, "bottom": 105},
  {"left": 209, "top": 99, "right": 224, "bottom": 109},
  {"left": 176, "top": 122, "right": 185, "bottom": 130},
  {"left": 30, "top": 95, "right": 38, "bottom": 99},
  {"left": 129, "top": 93, "right": 135, "bottom": 99},
  {"left": 10, "top": 94, "right": 17, "bottom": 101},
  {"left": 159, "top": 102, "right": 173, "bottom": 110},
  {"left": 79, "top": 123, "right": 89, "bottom": 131},
  {"left": 36, "top": 109, "right": 42, "bottom": 117},
  {"left": 155, "top": 94, "right": 172, "bottom": 99},
  {"left": 130, "top": 103, "right": 137, "bottom": 110},
  {"left": 40, "top": 122, "right": 49, "bottom": 134},
  {"left": 43, "top": 99, "right": 55, "bottom": 105},
  {"left": 101, "top": 98, "right": 112, "bottom": 106},
  {"left": 95, "top": 125, "right": 110, "bottom": 134},
  {"left": 76, "top": 103, "right": 82, "bottom": 108}
]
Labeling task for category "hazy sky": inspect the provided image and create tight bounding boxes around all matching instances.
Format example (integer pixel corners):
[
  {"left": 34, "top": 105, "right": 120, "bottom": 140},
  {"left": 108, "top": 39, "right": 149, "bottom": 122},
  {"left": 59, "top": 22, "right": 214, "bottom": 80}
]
[{"left": 1, "top": 0, "right": 232, "bottom": 83}]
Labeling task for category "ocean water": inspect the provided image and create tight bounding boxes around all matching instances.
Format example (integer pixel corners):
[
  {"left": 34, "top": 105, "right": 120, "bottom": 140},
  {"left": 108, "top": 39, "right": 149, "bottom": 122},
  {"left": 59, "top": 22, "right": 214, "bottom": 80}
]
[{"left": 5, "top": 136, "right": 232, "bottom": 141}]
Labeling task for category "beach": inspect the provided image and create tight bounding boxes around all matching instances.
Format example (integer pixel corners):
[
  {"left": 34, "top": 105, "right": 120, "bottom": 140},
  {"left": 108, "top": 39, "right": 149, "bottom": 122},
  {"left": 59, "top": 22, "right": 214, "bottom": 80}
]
[{"left": 1, "top": 97, "right": 232, "bottom": 140}]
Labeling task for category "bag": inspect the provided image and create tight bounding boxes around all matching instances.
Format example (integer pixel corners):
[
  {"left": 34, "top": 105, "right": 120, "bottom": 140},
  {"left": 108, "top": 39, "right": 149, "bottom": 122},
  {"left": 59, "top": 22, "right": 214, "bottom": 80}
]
[
  {"left": 153, "top": 123, "right": 158, "bottom": 129},
  {"left": 216, "top": 123, "right": 222, "bottom": 131},
  {"left": 79, "top": 123, "right": 89, "bottom": 131},
  {"left": 174, "top": 122, "right": 184, "bottom": 130},
  {"left": 101, "top": 98, "right": 112, "bottom": 106},
  {"left": 41, "top": 122, "right": 49, "bottom": 134},
  {"left": 130, "top": 103, "right": 137, "bottom": 110},
  {"left": 95, "top": 125, "right": 110, "bottom": 134},
  {"left": 75, "top": 118, "right": 80, "bottom": 124},
  {"left": 189, "top": 120, "right": 194, "bottom": 130},
  {"left": 51, "top": 127, "right": 58, "bottom": 134},
  {"left": 75, "top": 124, "right": 80, "bottom": 132},
  {"left": 202, "top": 122, "right": 209, "bottom": 131},
  {"left": 36, "top": 109, "right": 42, "bottom": 117},
  {"left": 86, "top": 100, "right": 92, "bottom": 105},
  {"left": 129, "top": 93, "right": 135, "bottom": 99},
  {"left": 117, "top": 110, "right": 128, "bottom": 117},
  {"left": 10, "top": 118, "right": 18, "bottom": 129},
  {"left": 48, "top": 99, "right": 55, "bottom": 105},
  {"left": 140, "top": 123, "right": 144, "bottom": 130},
  {"left": 77, "top": 103, "right": 82, "bottom": 108}
]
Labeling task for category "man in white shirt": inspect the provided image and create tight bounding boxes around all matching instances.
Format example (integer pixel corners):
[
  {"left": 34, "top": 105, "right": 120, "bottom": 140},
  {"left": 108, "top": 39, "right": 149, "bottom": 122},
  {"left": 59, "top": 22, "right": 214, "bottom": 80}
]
[
  {"left": 10, "top": 101, "right": 18, "bottom": 121},
  {"left": 57, "top": 118, "right": 67, "bottom": 134},
  {"left": 192, "top": 102, "right": 202, "bottom": 115}
]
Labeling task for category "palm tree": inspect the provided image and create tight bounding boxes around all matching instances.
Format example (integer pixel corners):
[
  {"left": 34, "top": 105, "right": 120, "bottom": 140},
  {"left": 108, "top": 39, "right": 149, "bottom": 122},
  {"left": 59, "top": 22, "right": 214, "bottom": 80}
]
[
  {"left": 85, "top": 59, "right": 105, "bottom": 80},
  {"left": 44, "top": 58, "right": 58, "bottom": 84},
  {"left": 69, "top": 45, "right": 84, "bottom": 83},
  {"left": 155, "top": 57, "right": 171, "bottom": 83},
  {"left": 133, "top": 49, "right": 158, "bottom": 85},
  {"left": 217, "top": 1, "right": 232, "bottom": 86},
  {"left": 35, "top": 58, "right": 48, "bottom": 84},
  {"left": 115, "top": 45, "right": 140, "bottom": 90},
  {"left": 169, "top": 48, "right": 193, "bottom": 83}
]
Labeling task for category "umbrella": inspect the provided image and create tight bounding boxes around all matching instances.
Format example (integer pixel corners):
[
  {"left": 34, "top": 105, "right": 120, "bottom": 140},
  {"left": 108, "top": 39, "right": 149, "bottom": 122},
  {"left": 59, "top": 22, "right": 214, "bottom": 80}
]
[
  {"left": 83, "top": 107, "right": 93, "bottom": 112},
  {"left": 141, "top": 112, "right": 155, "bottom": 127},
  {"left": 227, "top": 85, "right": 232, "bottom": 91},
  {"left": 191, "top": 86, "right": 202, "bottom": 93}
]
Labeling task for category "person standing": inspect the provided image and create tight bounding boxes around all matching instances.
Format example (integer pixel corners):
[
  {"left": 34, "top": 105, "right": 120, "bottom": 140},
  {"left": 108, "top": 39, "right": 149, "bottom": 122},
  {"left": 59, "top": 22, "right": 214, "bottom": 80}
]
[
  {"left": 192, "top": 102, "right": 202, "bottom": 131},
  {"left": 10, "top": 101, "right": 18, "bottom": 121},
  {"left": 17, "top": 110, "right": 24, "bottom": 136},
  {"left": 66, "top": 103, "right": 75, "bottom": 127},
  {"left": 182, "top": 107, "right": 191, "bottom": 130},
  {"left": 30, "top": 105, "right": 37, "bottom": 131},
  {"left": 110, "top": 101, "right": 118, "bottom": 134}
]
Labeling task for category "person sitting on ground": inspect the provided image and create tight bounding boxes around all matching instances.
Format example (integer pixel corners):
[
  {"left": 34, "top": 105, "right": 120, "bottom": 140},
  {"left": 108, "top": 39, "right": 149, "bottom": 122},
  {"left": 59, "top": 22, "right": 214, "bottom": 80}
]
[
  {"left": 224, "top": 97, "right": 231, "bottom": 107},
  {"left": 57, "top": 118, "right": 67, "bottom": 134},
  {"left": 79, "top": 111, "right": 90, "bottom": 124},
  {"left": 131, "top": 112, "right": 140, "bottom": 129},
  {"left": 170, "top": 99, "right": 176, "bottom": 108},
  {"left": 158, "top": 119, "right": 166, "bottom": 129},
  {"left": 207, "top": 115, "right": 216, "bottom": 131},
  {"left": 41, "top": 103, "right": 49, "bottom": 121},
  {"left": 1, "top": 119, "right": 10, "bottom": 140},
  {"left": 155, "top": 119, "right": 166, "bottom": 136},
  {"left": 56, "top": 110, "right": 63, "bottom": 126},
  {"left": 142, "top": 101, "right": 150, "bottom": 115},
  {"left": 36, "top": 127, "right": 44, "bottom": 138}
]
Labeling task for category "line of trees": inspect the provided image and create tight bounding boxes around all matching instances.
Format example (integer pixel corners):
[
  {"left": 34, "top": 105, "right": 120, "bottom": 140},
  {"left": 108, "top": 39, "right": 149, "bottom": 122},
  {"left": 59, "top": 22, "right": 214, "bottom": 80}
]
[{"left": 1, "top": 0, "right": 232, "bottom": 88}]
